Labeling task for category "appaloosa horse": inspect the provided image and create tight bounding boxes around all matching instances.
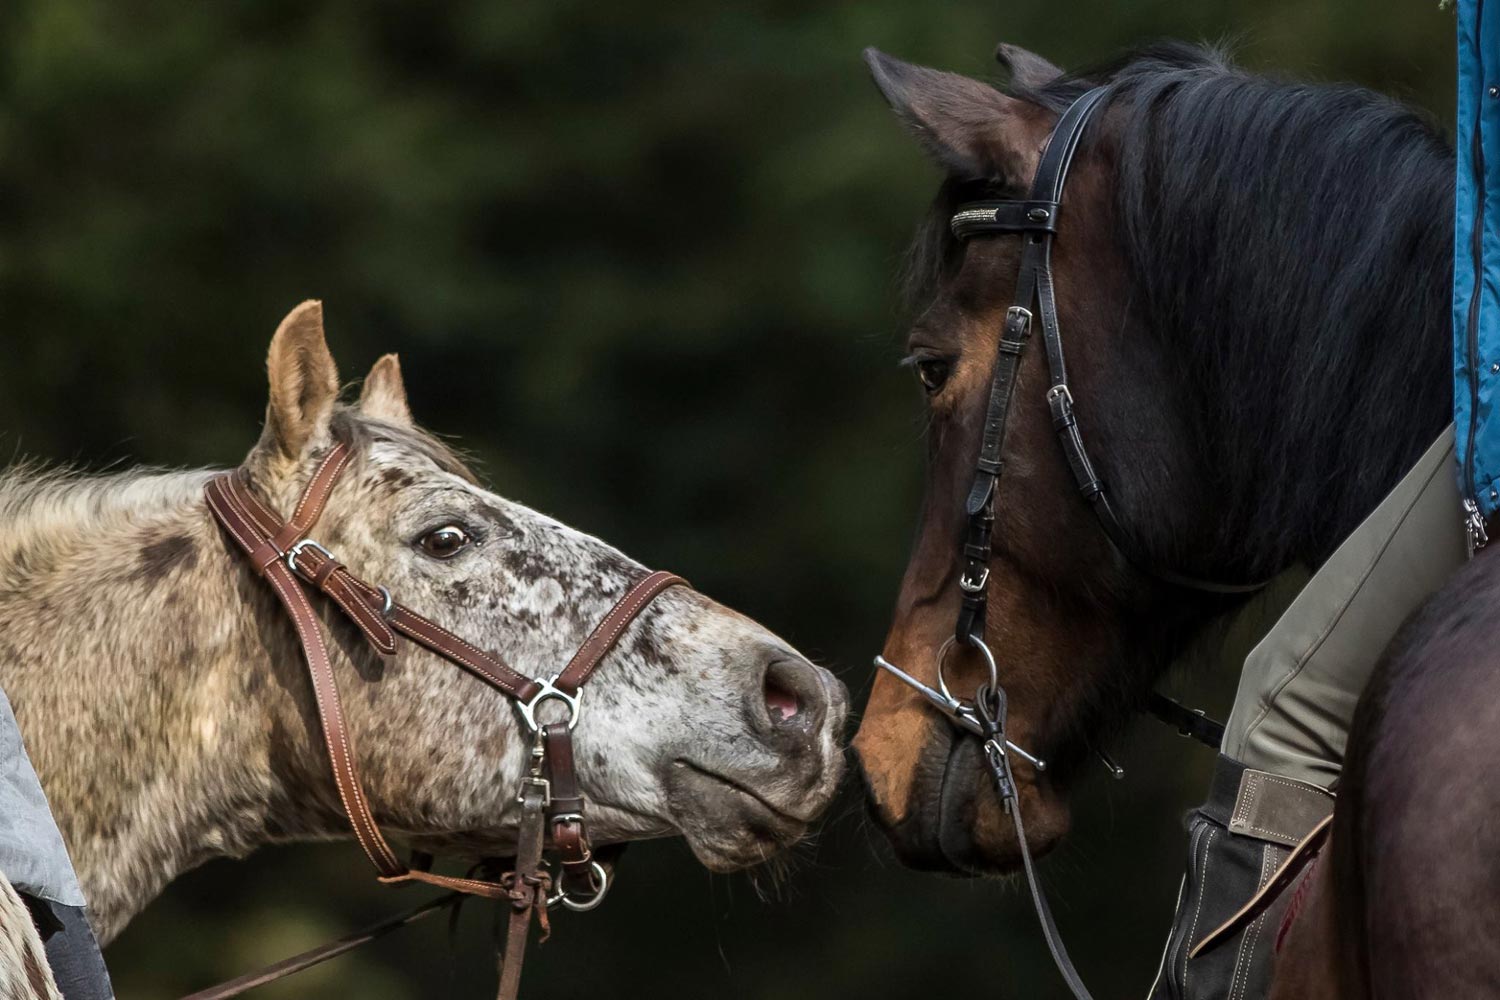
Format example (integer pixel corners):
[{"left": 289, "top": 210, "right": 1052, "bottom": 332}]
[
  {"left": 851, "top": 42, "right": 1460, "bottom": 995},
  {"left": 0, "top": 301, "right": 847, "bottom": 992}
]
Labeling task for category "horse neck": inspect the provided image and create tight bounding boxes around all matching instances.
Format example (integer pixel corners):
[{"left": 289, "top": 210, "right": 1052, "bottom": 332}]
[{"left": 0, "top": 466, "right": 336, "bottom": 943}]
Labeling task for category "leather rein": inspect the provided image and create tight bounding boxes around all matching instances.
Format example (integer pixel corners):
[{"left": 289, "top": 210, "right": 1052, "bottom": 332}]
[
  {"left": 191, "top": 441, "right": 685, "bottom": 999},
  {"left": 874, "top": 87, "right": 1266, "bottom": 1000}
]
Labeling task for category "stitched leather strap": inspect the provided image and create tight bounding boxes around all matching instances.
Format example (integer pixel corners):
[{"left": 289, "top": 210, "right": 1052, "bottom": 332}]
[
  {"left": 546, "top": 572, "right": 685, "bottom": 883},
  {"left": 497, "top": 783, "right": 551, "bottom": 1000},
  {"left": 198, "top": 441, "right": 687, "bottom": 1000},
  {"left": 1188, "top": 812, "right": 1334, "bottom": 959},
  {"left": 208, "top": 470, "right": 407, "bottom": 878},
  {"left": 214, "top": 466, "right": 542, "bottom": 700},
  {"left": 555, "top": 570, "right": 686, "bottom": 693}
]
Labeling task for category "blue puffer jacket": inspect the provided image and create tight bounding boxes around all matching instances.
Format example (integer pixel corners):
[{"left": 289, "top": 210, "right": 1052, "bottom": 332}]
[{"left": 1456, "top": 0, "right": 1500, "bottom": 547}]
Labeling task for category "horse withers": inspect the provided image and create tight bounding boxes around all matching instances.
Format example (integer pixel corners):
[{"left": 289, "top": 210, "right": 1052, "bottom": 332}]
[{"left": 0, "top": 301, "right": 848, "bottom": 989}]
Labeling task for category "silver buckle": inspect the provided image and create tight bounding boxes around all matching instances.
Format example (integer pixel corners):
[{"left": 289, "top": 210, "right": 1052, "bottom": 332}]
[
  {"left": 958, "top": 566, "right": 990, "bottom": 593},
  {"left": 517, "top": 677, "right": 581, "bottom": 732},
  {"left": 1046, "top": 383, "right": 1073, "bottom": 406},
  {"left": 516, "top": 775, "right": 551, "bottom": 808},
  {"left": 285, "top": 538, "right": 334, "bottom": 576}
]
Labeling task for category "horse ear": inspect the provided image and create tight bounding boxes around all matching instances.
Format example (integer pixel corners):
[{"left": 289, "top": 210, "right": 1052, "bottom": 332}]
[
  {"left": 261, "top": 300, "right": 340, "bottom": 460},
  {"left": 994, "top": 43, "right": 1063, "bottom": 89},
  {"left": 863, "top": 47, "right": 1050, "bottom": 185},
  {"left": 359, "top": 353, "right": 412, "bottom": 426}
]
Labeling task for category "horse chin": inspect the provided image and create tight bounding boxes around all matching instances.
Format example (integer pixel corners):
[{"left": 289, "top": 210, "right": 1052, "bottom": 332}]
[
  {"left": 939, "top": 735, "right": 1071, "bottom": 874},
  {"left": 862, "top": 727, "right": 1071, "bottom": 876},
  {"left": 663, "top": 758, "right": 819, "bottom": 872}
]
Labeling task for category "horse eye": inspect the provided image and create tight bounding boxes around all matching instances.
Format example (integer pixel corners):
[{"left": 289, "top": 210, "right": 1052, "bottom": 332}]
[
  {"left": 418, "top": 525, "right": 471, "bottom": 559},
  {"left": 915, "top": 358, "right": 951, "bottom": 394}
]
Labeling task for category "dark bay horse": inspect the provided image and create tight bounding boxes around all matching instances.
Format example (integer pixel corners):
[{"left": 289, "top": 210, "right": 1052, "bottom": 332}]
[{"left": 850, "top": 41, "right": 1461, "bottom": 993}]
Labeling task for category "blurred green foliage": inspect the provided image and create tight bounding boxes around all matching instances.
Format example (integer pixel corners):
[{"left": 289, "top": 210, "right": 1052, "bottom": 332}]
[{"left": 0, "top": 1, "right": 1453, "bottom": 997}]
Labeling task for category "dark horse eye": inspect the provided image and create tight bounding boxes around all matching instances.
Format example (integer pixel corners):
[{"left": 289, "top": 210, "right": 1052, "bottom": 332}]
[
  {"left": 915, "top": 358, "right": 951, "bottom": 394},
  {"left": 418, "top": 525, "right": 471, "bottom": 559}
]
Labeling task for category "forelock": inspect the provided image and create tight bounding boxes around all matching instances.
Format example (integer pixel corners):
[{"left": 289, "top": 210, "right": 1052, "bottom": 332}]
[{"left": 330, "top": 407, "right": 480, "bottom": 485}]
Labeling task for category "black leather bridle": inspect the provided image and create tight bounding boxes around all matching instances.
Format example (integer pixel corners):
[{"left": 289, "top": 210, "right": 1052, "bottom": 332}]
[
  {"left": 875, "top": 86, "right": 1266, "bottom": 1000},
  {"left": 952, "top": 86, "right": 1264, "bottom": 647}
]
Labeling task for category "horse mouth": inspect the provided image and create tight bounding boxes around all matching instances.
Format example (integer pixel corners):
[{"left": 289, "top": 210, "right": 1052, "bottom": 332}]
[
  {"left": 857, "top": 723, "right": 1068, "bottom": 875},
  {"left": 664, "top": 759, "right": 817, "bottom": 871}
]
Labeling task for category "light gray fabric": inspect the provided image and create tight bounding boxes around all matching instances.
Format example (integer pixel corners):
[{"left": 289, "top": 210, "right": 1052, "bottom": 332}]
[
  {"left": 1154, "top": 428, "right": 1466, "bottom": 1000},
  {"left": 1221, "top": 425, "right": 1465, "bottom": 790},
  {"left": 0, "top": 686, "right": 84, "bottom": 907}
]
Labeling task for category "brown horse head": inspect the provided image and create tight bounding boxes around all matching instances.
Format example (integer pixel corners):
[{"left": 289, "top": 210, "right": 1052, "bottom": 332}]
[{"left": 851, "top": 43, "right": 1453, "bottom": 874}]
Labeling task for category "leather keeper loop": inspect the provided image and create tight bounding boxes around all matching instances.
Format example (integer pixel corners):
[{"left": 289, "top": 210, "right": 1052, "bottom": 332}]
[
  {"left": 308, "top": 557, "right": 343, "bottom": 588},
  {"left": 965, "top": 474, "right": 996, "bottom": 516},
  {"left": 248, "top": 540, "right": 282, "bottom": 573}
]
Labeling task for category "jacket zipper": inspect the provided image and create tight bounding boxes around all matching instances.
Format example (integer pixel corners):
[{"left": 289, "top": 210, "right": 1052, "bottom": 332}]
[{"left": 1465, "top": 0, "right": 1490, "bottom": 556}]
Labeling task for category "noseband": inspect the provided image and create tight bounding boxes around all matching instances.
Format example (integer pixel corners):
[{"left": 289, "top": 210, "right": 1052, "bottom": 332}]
[
  {"left": 875, "top": 86, "right": 1266, "bottom": 1000},
  {"left": 195, "top": 441, "right": 685, "bottom": 1000}
]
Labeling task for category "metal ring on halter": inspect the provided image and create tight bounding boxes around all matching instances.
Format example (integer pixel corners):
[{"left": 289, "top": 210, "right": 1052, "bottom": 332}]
[
  {"left": 375, "top": 585, "right": 394, "bottom": 619},
  {"left": 546, "top": 860, "right": 610, "bottom": 912},
  {"left": 517, "top": 677, "right": 581, "bottom": 732},
  {"left": 935, "top": 635, "right": 999, "bottom": 706}
]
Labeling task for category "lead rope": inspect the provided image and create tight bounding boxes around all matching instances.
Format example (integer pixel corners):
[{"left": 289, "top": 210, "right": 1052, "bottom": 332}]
[{"left": 179, "top": 895, "right": 463, "bottom": 1000}]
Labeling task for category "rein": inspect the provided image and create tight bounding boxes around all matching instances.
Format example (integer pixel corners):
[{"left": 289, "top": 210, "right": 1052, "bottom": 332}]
[
  {"left": 195, "top": 442, "right": 685, "bottom": 999},
  {"left": 876, "top": 86, "right": 1265, "bottom": 1000}
]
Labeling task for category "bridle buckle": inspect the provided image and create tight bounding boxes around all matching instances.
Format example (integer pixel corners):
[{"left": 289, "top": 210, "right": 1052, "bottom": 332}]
[
  {"left": 958, "top": 566, "right": 990, "bottom": 593},
  {"left": 516, "top": 775, "right": 552, "bottom": 808},
  {"left": 285, "top": 538, "right": 334, "bottom": 576}
]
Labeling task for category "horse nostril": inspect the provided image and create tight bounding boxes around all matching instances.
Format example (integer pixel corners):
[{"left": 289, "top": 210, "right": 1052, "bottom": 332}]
[
  {"left": 765, "top": 672, "right": 801, "bottom": 723},
  {"left": 761, "top": 656, "right": 827, "bottom": 733}
]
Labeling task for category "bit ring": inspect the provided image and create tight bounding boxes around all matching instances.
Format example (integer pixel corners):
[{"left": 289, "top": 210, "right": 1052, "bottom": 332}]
[{"left": 935, "top": 636, "right": 999, "bottom": 705}]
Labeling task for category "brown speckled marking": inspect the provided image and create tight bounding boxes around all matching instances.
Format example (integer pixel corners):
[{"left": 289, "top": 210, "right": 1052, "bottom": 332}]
[
  {"left": 0, "top": 305, "right": 847, "bottom": 946},
  {"left": 134, "top": 534, "right": 198, "bottom": 581}
]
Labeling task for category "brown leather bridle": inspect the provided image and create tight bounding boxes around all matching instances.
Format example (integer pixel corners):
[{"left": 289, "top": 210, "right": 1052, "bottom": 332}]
[{"left": 190, "top": 441, "right": 685, "bottom": 999}]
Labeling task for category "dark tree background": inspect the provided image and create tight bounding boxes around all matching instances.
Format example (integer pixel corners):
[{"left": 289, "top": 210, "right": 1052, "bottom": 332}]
[{"left": 0, "top": 2, "right": 1453, "bottom": 997}]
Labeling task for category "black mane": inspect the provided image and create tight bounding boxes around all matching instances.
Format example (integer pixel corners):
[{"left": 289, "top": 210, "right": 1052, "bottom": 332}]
[{"left": 911, "top": 43, "right": 1455, "bottom": 574}]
